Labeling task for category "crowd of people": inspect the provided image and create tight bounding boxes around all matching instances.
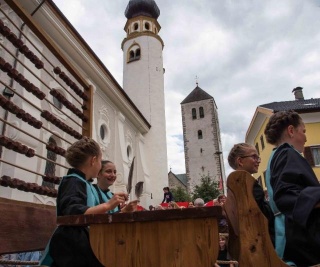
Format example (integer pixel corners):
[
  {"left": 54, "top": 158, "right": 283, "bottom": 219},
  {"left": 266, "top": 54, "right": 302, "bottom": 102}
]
[{"left": 35, "top": 110, "right": 320, "bottom": 267}]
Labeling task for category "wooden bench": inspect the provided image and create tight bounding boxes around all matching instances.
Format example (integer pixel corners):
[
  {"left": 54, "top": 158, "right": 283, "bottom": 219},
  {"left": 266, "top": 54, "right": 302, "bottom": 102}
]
[
  {"left": 0, "top": 197, "right": 56, "bottom": 257},
  {"left": 57, "top": 206, "right": 222, "bottom": 267},
  {"left": 224, "top": 170, "right": 289, "bottom": 267}
]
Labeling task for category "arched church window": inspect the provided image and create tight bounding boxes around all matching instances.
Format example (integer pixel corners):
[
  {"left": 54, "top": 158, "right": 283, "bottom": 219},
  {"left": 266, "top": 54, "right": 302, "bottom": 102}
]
[
  {"left": 145, "top": 22, "right": 150, "bottom": 30},
  {"left": 198, "top": 130, "right": 203, "bottom": 139},
  {"left": 129, "top": 50, "right": 135, "bottom": 60},
  {"left": 42, "top": 137, "right": 57, "bottom": 188},
  {"left": 134, "top": 22, "right": 139, "bottom": 31},
  {"left": 192, "top": 108, "right": 197, "bottom": 120},
  {"left": 128, "top": 44, "right": 141, "bottom": 63},
  {"left": 135, "top": 48, "right": 140, "bottom": 59},
  {"left": 199, "top": 107, "right": 204, "bottom": 118}
]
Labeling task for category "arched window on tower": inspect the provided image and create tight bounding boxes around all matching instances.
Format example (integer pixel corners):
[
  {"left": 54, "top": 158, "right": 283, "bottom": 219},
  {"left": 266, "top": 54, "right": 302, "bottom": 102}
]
[
  {"left": 135, "top": 48, "right": 141, "bottom": 59},
  {"left": 199, "top": 107, "right": 204, "bottom": 118},
  {"left": 134, "top": 22, "right": 139, "bottom": 31},
  {"left": 129, "top": 50, "right": 135, "bottom": 61},
  {"left": 198, "top": 130, "right": 203, "bottom": 139},
  {"left": 128, "top": 44, "right": 141, "bottom": 63},
  {"left": 192, "top": 108, "right": 197, "bottom": 120},
  {"left": 145, "top": 22, "right": 150, "bottom": 30},
  {"left": 42, "top": 137, "right": 57, "bottom": 188}
]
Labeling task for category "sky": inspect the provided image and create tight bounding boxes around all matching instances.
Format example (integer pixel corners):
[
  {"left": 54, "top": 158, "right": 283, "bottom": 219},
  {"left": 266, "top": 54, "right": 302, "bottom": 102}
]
[{"left": 53, "top": 0, "right": 320, "bottom": 176}]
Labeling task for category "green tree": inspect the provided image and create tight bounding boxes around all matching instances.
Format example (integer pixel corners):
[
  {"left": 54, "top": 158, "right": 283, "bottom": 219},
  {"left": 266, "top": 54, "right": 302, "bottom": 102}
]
[
  {"left": 171, "top": 187, "right": 192, "bottom": 202},
  {"left": 191, "top": 174, "right": 220, "bottom": 203}
]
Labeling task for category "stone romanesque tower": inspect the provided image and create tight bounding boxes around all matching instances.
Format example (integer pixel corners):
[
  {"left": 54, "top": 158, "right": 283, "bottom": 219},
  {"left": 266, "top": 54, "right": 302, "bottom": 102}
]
[
  {"left": 181, "top": 85, "right": 225, "bottom": 192},
  {"left": 122, "top": 0, "right": 168, "bottom": 203}
]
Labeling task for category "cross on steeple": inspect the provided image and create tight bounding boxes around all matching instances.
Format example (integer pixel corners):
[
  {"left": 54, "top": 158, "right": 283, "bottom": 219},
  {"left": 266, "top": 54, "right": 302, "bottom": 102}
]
[{"left": 195, "top": 75, "right": 199, "bottom": 86}]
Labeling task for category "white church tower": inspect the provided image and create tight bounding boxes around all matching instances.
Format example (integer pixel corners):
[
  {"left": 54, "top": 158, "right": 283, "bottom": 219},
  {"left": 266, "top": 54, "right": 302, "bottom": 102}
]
[
  {"left": 122, "top": 0, "right": 168, "bottom": 203},
  {"left": 181, "top": 85, "right": 225, "bottom": 192}
]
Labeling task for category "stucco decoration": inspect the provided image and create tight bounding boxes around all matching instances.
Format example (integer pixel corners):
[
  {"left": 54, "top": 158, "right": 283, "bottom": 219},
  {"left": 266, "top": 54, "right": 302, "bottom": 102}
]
[{"left": 97, "top": 106, "right": 111, "bottom": 158}]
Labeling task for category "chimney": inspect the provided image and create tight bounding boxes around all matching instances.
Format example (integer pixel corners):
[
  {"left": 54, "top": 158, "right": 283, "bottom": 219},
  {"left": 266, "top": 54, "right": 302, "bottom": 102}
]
[{"left": 292, "top": 87, "right": 304, "bottom": 100}]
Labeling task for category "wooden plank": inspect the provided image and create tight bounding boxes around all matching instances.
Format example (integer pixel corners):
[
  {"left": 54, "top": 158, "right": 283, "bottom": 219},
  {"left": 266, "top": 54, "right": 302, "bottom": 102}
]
[
  {"left": 0, "top": 197, "right": 56, "bottom": 254},
  {"left": 90, "top": 217, "right": 219, "bottom": 267},
  {"left": 225, "top": 171, "right": 289, "bottom": 267},
  {"left": 57, "top": 207, "right": 221, "bottom": 267},
  {"left": 57, "top": 206, "right": 222, "bottom": 225}
]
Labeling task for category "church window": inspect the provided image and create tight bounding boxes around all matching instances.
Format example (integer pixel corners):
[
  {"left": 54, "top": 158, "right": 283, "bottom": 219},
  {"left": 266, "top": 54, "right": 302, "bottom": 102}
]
[
  {"left": 129, "top": 50, "right": 135, "bottom": 60},
  {"left": 198, "top": 130, "right": 203, "bottom": 139},
  {"left": 145, "top": 22, "right": 150, "bottom": 30},
  {"left": 192, "top": 108, "right": 197, "bottom": 119},
  {"left": 199, "top": 107, "right": 204, "bottom": 118},
  {"left": 53, "top": 96, "right": 62, "bottom": 109},
  {"left": 100, "top": 124, "right": 108, "bottom": 141},
  {"left": 127, "top": 145, "right": 132, "bottom": 160},
  {"left": 135, "top": 48, "right": 141, "bottom": 59},
  {"left": 52, "top": 90, "right": 63, "bottom": 110},
  {"left": 42, "top": 137, "right": 57, "bottom": 188},
  {"left": 134, "top": 22, "right": 139, "bottom": 31},
  {"left": 128, "top": 44, "right": 141, "bottom": 63}
]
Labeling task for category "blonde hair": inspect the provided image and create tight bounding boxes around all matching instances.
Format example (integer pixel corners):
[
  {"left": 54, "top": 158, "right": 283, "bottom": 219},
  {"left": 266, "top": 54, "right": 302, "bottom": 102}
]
[{"left": 228, "top": 143, "right": 254, "bottom": 170}]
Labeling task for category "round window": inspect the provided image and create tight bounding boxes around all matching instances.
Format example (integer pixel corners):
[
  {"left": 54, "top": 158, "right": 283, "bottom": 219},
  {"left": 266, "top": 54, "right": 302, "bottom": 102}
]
[
  {"left": 100, "top": 125, "right": 107, "bottom": 141},
  {"left": 127, "top": 145, "right": 132, "bottom": 159}
]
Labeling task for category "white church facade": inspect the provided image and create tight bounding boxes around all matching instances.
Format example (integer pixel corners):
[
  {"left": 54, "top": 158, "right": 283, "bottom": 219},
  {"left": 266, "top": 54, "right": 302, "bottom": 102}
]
[{"left": 0, "top": 0, "right": 167, "bottom": 208}]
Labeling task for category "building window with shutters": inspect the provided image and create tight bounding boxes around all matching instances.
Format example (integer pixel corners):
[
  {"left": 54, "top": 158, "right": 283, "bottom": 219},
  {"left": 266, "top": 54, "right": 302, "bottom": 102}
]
[
  {"left": 198, "top": 130, "right": 203, "bottom": 139},
  {"left": 199, "top": 107, "right": 204, "bottom": 118},
  {"left": 192, "top": 108, "right": 197, "bottom": 119},
  {"left": 304, "top": 146, "right": 320, "bottom": 167},
  {"left": 260, "top": 135, "right": 265, "bottom": 150},
  {"left": 311, "top": 147, "right": 320, "bottom": 166},
  {"left": 255, "top": 143, "right": 260, "bottom": 155}
]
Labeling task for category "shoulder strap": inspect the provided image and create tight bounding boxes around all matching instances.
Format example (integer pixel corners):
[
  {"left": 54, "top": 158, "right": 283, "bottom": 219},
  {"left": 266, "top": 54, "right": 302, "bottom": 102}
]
[
  {"left": 63, "top": 173, "right": 100, "bottom": 207},
  {"left": 93, "top": 185, "right": 120, "bottom": 214}
]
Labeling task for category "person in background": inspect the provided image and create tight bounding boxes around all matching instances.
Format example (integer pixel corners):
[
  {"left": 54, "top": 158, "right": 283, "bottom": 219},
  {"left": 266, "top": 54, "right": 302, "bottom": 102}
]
[
  {"left": 161, "top": 186, "right": 174, "bottom": 203},
  {"left": 215, "top": 194, "right": 229, "bottom": 233},
  {"left": 168, "top": 201, "right": 180, "bottom": 209},
  {"left": 215, "top": 235, "right": 235, "bottom": 267},
  {"left": 217, "top": 194, "right": 227, "bottom": 206},
  {"left": 40, "top": 138, "right": 128, "bottom": 267},
  {"left": 194, "top": 198, "right": 205, "bottom": 207},
  {"left": 94, "top": 160, "right": 137, "bottom": 213},
  {"left": 228, "top": 143, "right": 274, "bottom": 244},
  {"left": 188, "top": 201, "right": 195, "bottom": 208},
  {"left": 264, "top": 110, "right": 320, "bottom": 266}
]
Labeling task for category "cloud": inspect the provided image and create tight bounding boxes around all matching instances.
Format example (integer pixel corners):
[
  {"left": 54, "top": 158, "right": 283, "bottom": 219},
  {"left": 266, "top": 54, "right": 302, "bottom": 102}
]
[{"left": 54, "top": 0, "right": 320, "bottom": 178}]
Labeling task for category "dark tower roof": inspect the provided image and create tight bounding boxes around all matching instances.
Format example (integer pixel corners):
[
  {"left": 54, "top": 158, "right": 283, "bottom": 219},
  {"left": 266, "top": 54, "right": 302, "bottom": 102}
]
[
  {"left": 125, "top": 0, "right": 160, "bottom": 19},
  {"left": 181, "top": 86, "right": 213, "bottom": 104}
]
